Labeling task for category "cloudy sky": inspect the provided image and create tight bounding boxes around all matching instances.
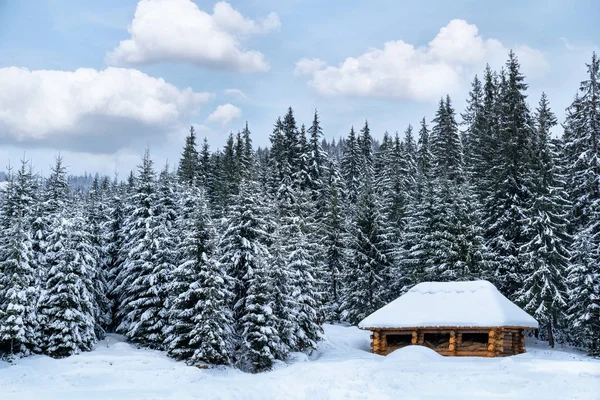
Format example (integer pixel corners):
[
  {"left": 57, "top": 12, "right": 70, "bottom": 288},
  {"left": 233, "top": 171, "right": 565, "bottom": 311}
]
[{"left": 0, "top": 0, "right": 597, "bottom": 176}]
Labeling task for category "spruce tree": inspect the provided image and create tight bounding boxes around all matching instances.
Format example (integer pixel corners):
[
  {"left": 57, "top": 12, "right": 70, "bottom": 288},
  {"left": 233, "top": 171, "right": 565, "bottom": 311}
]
[
  {"left": 115, "top": 151, "right": 170, "bottom": 349},
  {"left": 340, "top": 126, "right": 362, "bottom": 205},
  {"left": 321, "top": 161, "right": 346, "bottom": 320},
  {"left": 39, "top": 210, "right": 97, "bottom": 358},
  {"left": 218, "top": 180, "right": 282, "bottom": 370},
  {"left": 563, "top": 53, "right": 600, "bottom": 355},
  {"left": 167, "top": 187, "right": 232, "bottom": 364},
  {"left": 341, "top": 178, "right": 391, "bottom": 324},
  {"left": 517, "top": 93, "right": 569, "bottom": 347},
  {"left": 484, "top": 52, "right": 537, "bottom": 298},
  {"left": 0, "top": 164, "right": 39, "bottom": 356},
  {"left": 177, "top": 126, "right": 200, "bottom": 186}
]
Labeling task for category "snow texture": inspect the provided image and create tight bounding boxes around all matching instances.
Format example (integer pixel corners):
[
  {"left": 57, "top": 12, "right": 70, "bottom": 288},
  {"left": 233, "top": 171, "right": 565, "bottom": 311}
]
[
  {"left": 0, "top": 324, "right": 598, "bottom": 399},
  {"left": 359, "top": 280, "right": 539, "bottom": 329}
]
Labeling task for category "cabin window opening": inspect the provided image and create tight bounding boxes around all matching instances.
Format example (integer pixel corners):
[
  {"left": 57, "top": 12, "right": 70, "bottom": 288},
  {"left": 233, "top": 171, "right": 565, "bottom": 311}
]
[
  {"left": 386, "top": 334, "right": 412, "bottom": 347},
  {"left": 461, "top": 333, "right": 488, "bottom": 344},
  {"left": 423, "top": 333, "right": 450, "bottom": 349}
]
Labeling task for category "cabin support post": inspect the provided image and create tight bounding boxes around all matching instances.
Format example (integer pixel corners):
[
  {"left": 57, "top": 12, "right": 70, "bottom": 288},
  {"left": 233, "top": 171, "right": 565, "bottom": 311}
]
[
  {"left": 449, "top": 330, "right": 456, "bottom": 354},
  {"left": 519, "top": 329, "right": 526, "bottom": 354},
  {"left": 487, "top": 329, "right": 497, "bottom": 357},
  {"left": 411, "top": 330, "right": 418, "bottom": 345},
  {"left": 495, "top": 328, "right": 504, "bottom": 356}
]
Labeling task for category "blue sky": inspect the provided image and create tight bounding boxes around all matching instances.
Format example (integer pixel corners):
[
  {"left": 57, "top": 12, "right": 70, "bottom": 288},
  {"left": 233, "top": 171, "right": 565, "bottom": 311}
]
[{"left": 0, "top": 0, "right": 597, "bottom": 175}]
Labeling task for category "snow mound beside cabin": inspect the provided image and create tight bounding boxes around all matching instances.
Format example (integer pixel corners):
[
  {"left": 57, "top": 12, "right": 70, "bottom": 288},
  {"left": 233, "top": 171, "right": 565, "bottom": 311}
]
[{"left": 384, "top": 345, "right": 444, "bottom": 362}]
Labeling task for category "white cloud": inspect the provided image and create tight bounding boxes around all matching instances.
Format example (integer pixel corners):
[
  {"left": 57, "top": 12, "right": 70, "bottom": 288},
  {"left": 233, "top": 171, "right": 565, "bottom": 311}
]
[
  {"left": 294, "top": 58, "right": 327, "bottom": 76},
  {"left": 0, "top": 66, "right": 213, "bottom": 152},
  {"left": 206, "top": 103, "right": 242, "bottom": 126},
  {"left": 224, "top": 88, "right": 247, "bottom": 100},
  {"left": 106, "top": 0, "right": 280, "bottom": 73},
  {"left": 296, "top": 19, "right": 548, "bottom": 101}
]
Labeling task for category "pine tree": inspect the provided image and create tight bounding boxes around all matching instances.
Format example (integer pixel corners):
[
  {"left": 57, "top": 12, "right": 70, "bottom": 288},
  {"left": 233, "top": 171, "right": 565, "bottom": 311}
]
[
  {"left": 341, "top": 178, "right": 391, "bottom": 324},
  {"left": 307, "top": 110, "right": 329, "bottom": 200},
  {"left": 86, "top": 175, "right": 111, "bottom": 336},
  {"left": 340, "top": 126, "right": 362, "bottom": 205},
  {"left": 321, "top": 161, "right": 346, "bottom": 320},
  {"left": 0, "top": 164, "right": 39, "bottom": 356},
  {"left": 431, "top": 95, "right": 464, "bottom": 182},
  {"left": 167, "top": 187, "right": 232, "bottom": 364},
  {"left": 461, "top": 74, "right": 484, "bottom": 169},
  {"left": 218, "top": 180, "right": 282, "bottom": 368},
  {"left": 516, "top": 93, "right": 569, "bottom": 347},
  {"left": 564, "top": 53, "right": 600, "bottom": 355},
  {"left": 115, "top": 151, "right": 170, "bottom": 349},
  {"left": 240, "top": 253, "right": 281, "bottom": 372},
  {"left": 469, "top": 65, "right": 500, "bottom": 204},
  {"left": 177, "top": 126, "right": 200, "bottom": 186},
  {"left": 104, "top": 177, "right": 126, "bottom": 330},
  {"left": 39, "top": 210, "right": 97, "bottom": 358},
  {"left": 483, "top": 52, "right": 537, "bottom": 298}
]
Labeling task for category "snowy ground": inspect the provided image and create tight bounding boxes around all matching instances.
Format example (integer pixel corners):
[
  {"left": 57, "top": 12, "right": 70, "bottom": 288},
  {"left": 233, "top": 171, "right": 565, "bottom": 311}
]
[{"left": 0, "top": 324, "right": 598, "bottom": 400}]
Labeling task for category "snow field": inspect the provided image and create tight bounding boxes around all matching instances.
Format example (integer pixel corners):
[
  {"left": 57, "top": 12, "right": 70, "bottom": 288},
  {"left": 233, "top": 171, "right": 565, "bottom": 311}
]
[{"left": 0, "top": 324, "right": 598, "bottom": 400}]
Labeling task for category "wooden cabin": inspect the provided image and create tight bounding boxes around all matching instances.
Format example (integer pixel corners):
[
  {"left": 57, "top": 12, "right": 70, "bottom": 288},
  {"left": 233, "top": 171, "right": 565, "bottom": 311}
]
[{"left": 359, "top": 280, "right": 538, "bottom": 357}]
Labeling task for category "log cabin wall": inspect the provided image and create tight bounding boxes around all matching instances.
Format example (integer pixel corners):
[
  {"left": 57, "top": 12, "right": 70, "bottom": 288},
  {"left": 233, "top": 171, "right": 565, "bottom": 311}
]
[{"left": 367, "top": 327, "right": 530, "bottom": 357}]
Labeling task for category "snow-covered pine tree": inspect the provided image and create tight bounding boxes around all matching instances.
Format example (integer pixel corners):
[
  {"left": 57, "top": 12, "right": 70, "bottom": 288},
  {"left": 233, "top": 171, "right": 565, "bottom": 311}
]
[
  {"left": 166, "top": 186, "right": 233, "bottom": 365},
  {"left": 469, "top": 65, "right": 501, "bottom": 205},
  {"left": 341, "top": 177, "right": 392, "bottom": 324},
  {"left": 563, "top": 52, "right": 600, "bottom": 232},
  {"left": 218, "top": 180, "right": 282, "bottom": 370},
  {"left": 104, "top": 176, "right": 126, "bottom": 330},
  {"left": 461, "top": 74, "right": 484, "bottom": 170},
  {"left": 321, "top": 161, "right": 346, "bottom": 321},
  {"left": 275, "top": 176, "right": 323, "bottom": 353},
  {"left": 86, "top": 175, "right": 111, "bottom": 337},
  {"left": 340, "top": 126, "right": 363, "bottom": 205},
  {"left": 516, "top": 93, "right": 570, "bottom": 347},
  {"left": 33, "top": 156, "right": 70, "bottom": 285},
  {"left": 115, "top": 151, "right": 170, "bottom": 349},
  {"left": 483, "top": 52, "right": 537, "bottom": 298},
  {"left": 0, "top": 162, "right": 40, "bottom": 357},
  {"left": 359, "top": 120, "right": 374, "bottom": 174},
  {"left": 307, "top": 110, "right": 329, "bottom": 211},
  {"left": 563, "top": 53, "right": 600, "bottom": 355},
  {"left": 177, "top": 126, "right": 200, "bottom": 186},
  {"left": 431, "top": 95, "right": 464, "bottom": 182},
  {"left": 39, "top": 209, "right": 97, "bottom": 358},
  {"left": 240, "top": 250, "right": 281, "bottom": 373}
]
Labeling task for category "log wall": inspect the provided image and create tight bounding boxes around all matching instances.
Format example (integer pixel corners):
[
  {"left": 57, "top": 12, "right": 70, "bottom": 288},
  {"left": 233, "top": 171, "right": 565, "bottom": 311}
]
[{"left": 367, "top": 326, "right": 531, "bottom": 357}]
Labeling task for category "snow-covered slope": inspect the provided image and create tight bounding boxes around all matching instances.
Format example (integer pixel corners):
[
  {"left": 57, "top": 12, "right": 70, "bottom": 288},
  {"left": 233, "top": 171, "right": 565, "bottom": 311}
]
[
  {"left": 359, "top": 280, "right": 539, "bottom": 329},
  {"left": 0, "top": 324, "right": 598, "bottom": 400}
]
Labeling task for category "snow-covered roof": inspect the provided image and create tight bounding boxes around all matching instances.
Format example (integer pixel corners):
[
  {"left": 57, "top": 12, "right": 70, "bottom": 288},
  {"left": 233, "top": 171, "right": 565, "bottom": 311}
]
[{"left": 359, "top": 280, "right": 538, "bottom": 329}]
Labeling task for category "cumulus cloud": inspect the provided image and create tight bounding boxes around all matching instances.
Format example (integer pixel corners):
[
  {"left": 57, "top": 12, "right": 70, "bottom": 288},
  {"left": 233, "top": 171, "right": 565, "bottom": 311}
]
[
  {"left": 224, "top": 88, "right": 247, "bottom": 100},
  {"left": 294, "top": 58, "right": 327, "bottom": 76},
  {"left": 295, "top": 19, "right": 548, "bottom": 101},
  {"left": 0, "top": 66, "right": 213, "bottom": 152},
  {"left": 107, "top": 0, "right": 280, "bottom": 73},
  {"left": 206, "top": 103, "right": 242, "bottom": 126}
]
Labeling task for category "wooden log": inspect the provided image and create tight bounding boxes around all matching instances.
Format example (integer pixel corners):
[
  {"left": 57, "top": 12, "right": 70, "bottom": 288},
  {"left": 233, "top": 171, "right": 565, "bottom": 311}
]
[
  {"left": 411, "top": 330, "right": 418, "bottom": 345},
  {"left": 488, "top": 329, "right": 497, "bottom": 357},
  {"left": 454, "top": 351, "right": 492, "bottom": 357}
]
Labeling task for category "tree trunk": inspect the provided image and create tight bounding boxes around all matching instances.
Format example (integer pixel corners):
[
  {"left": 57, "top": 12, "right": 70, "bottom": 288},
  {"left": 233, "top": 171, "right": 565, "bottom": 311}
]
[{"left": 547, "top": 320, "right": 555, "bottom": 348}]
